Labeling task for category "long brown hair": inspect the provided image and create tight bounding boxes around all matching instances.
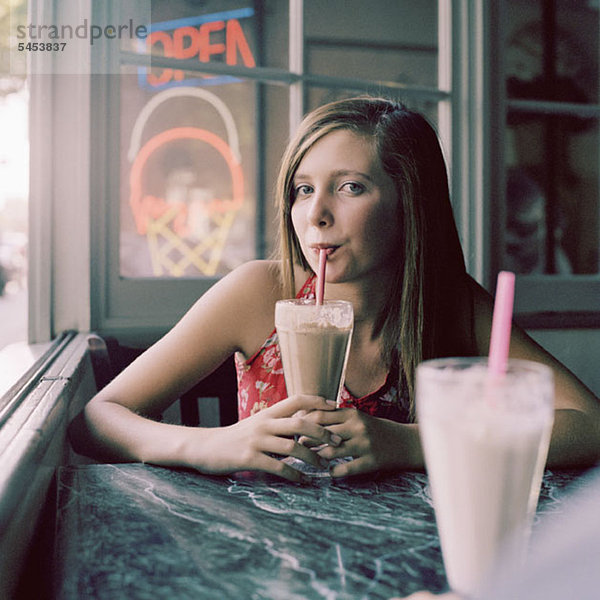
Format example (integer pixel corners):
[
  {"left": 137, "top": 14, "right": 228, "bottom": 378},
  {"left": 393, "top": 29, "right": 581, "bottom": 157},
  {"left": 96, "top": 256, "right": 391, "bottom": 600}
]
[{"left": 276, "top": 97, "right": 472, "bottom": 419}]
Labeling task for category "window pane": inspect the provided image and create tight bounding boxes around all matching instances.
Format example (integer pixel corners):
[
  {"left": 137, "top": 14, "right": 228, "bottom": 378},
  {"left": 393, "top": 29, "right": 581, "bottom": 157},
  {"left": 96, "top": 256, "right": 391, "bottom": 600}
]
[
  {"left": 304, "top": 0, "right": 438, "bottom": 88},
  {"left": 505, "top": 0, "right": 599, "bottom": 105},
  {"left": 261, "top": 0, "right": 289, "bottom": 70},
  {"left": 261, "top": 84, "right": 289, "bottom": 258},
  {"left": 504, "top": 115, "right": 599, "bottom": 274},
  {"left": 307, "top": 87, "right": 440, "bottom": 126},
  {"left": 119, "top": 67, "right": 257, "bottom": 278},
  {"left": 120, "top": 0, "right": 286, "bottom": 70},
  {"left": 503, "top": 0, "right": 600, "bottom": 276},
  {"left": 0, "top": 0, "right": 29, "bottom": 350},
  {"left": 117, "top": 1, "right": 288, "bottom": 280}
]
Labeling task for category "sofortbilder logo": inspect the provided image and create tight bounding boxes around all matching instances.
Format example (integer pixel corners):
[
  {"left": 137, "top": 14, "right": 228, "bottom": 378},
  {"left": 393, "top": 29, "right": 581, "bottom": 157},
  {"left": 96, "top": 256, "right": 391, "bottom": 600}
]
[{"left": 16, "top": 18, "right": 148, "bottom": 46}]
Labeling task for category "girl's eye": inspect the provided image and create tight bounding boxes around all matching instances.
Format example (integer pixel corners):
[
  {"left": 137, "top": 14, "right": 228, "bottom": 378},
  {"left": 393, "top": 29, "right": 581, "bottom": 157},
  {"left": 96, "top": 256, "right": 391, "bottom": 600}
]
[
  {"left": 294, "top": 184, "right": 313, "bottom": 198},
  {"left": 340, "top": 181, "right": 365, "bottom": 195}
]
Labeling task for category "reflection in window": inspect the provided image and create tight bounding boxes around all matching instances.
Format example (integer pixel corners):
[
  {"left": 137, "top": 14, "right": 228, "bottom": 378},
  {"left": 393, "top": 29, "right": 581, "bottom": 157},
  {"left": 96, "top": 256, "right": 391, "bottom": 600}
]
[
  {"left": 503, "top": 0, "right": 599, "bottom": 275},
  {"left": 119, "top": 3, "right": 258, "bottom": 278}
]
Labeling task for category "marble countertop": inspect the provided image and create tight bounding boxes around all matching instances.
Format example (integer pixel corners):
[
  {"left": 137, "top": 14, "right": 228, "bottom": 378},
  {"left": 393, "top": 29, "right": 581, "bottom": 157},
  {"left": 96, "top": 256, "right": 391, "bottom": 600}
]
[{"left": 53, "top": 463, "right": 584, "bottom": 600}]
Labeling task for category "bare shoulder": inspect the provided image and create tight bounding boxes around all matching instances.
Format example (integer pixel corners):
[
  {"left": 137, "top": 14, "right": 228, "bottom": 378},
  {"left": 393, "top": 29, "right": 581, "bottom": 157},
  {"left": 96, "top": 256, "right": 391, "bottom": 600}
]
[
  {"left": 231, "top": 259, "right": 283, "bottom": 298},
  {"left": 181, "top": 260, "right": 283, "bottom": 358},
  {"left": 187, "top": 260, "right": 282, "bottom": 309}
]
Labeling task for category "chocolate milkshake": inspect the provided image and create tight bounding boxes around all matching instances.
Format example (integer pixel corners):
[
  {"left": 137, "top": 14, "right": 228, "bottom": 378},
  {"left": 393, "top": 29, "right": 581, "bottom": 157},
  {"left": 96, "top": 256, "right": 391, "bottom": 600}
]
[{"left": 275, "top": 299, "right": 353, "bottom": 404}]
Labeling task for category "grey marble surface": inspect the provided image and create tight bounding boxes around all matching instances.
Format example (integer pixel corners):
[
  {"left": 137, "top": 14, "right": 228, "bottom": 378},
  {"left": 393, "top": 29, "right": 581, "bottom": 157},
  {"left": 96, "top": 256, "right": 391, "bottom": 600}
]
[{"left": 54, "top": 463, "right": 584, "bottom": 600}]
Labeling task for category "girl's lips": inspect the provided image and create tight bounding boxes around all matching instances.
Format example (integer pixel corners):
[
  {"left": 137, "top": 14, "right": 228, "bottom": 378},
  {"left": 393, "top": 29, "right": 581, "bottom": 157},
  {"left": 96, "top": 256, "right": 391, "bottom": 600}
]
[{"left": 310, "top": 245, "right": 339, "bottom": 256}]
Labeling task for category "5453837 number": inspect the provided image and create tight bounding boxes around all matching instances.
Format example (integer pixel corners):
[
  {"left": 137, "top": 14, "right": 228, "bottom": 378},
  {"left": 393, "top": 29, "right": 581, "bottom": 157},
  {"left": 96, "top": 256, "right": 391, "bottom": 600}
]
[{"left": 18, "top": 42, "right": 67, "bottom": 51}]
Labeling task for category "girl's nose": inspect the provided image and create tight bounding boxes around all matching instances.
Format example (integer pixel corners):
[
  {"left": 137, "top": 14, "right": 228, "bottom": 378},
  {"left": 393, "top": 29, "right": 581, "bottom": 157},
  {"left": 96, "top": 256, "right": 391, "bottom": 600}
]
[{"left": 306, "top": 191, "right": 333, "bottom": 228}]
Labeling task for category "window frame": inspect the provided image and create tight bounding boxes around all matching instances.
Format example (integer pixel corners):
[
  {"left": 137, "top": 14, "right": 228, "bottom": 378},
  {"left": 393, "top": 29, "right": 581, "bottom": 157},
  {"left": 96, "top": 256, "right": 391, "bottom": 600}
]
[
  {"left": 28, "top": 0, "right": 93, "bottom": 343},
  {"left": 506, "top": 99, "right": 600, "bottom": 315},
  {"left": 31, "top": 0, "right": 599, "bottom": 346},
  {"left": 490, "top": 1, "right": 600, "bottom": 320},
  {"left": 89, "top": 0, "right": 454, "bottom": 345}
]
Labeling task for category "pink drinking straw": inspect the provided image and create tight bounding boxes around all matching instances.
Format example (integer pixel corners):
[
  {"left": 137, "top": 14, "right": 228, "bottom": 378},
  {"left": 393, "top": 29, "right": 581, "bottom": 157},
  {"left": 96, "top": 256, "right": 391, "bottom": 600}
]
[
  {"left": 316, "top": 249, "right": 327, "bottom": 305},
  {"left": 488, "top": 271, "right": 516, "bottom": 377}
]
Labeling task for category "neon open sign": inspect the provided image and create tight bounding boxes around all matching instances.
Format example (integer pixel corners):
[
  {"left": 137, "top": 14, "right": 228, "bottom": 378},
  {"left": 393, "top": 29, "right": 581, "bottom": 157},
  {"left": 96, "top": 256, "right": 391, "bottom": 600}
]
[{"left": 137, "top": 8, "right": 256, "bottom": 90}]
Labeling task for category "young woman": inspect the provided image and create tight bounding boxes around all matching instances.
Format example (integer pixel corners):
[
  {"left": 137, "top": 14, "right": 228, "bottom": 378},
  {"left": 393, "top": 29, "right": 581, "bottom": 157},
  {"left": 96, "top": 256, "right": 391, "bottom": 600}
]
[{"left": 74, "top": 97, "right": 600, "bottom": 482}]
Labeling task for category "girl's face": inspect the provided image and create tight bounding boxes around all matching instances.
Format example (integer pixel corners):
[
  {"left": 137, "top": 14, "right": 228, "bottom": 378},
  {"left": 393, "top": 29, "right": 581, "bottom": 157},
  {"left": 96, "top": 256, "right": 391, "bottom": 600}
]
[{"left": 291, "top": 129, "right": 400, "bottom": 285}]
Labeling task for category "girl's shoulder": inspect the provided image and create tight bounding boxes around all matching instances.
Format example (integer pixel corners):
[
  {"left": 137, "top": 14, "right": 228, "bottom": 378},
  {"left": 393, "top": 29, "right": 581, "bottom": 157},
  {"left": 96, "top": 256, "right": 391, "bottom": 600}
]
[
  {"left": 231, "top": 260, "right": 284, "bottom": 299},
  {"left": 189, "top": 260, "right": 284, "bottom": 327},
  {"left": 181, "top": 260, "right": 285, "bottom": 360},
  {"left": 220, "top": 260, "right": 287, "bottom": 325},
  {"left": 228, "top": 260, "right": 313, "bottom": 302}
]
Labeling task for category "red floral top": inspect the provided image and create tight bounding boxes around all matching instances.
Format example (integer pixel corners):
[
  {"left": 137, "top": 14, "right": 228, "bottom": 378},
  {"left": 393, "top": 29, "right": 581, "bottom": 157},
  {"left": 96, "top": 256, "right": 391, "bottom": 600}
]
[{"left": 234, "top": 275, "right": 410, "bottom": 422}]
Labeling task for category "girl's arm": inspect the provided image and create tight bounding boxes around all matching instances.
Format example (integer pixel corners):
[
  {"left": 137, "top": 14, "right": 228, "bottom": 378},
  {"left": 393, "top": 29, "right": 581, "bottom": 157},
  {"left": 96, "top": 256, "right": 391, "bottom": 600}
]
[
  {"left": 71, "top": 261, "right": 340, "bottom": 481},
  {"left": 470, "top": 279, "right": 600, "bottom": 467}
]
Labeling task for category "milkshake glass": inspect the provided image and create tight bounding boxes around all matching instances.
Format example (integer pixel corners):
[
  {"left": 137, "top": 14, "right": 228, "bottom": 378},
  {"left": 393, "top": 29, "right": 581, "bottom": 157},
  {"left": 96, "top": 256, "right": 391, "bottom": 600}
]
[
  {"left": 275, "top": 299, "right": 353, "bottom": 405},
  {"left": 416, "top": 357, "right": 554, "bottom": 598}
]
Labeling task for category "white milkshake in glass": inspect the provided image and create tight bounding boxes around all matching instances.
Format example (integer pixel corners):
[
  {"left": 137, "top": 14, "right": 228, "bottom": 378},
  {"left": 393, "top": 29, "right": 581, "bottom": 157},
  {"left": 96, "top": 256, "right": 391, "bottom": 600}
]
[{"left": 416, "top": 358, "right": 554, "bottom": 598}]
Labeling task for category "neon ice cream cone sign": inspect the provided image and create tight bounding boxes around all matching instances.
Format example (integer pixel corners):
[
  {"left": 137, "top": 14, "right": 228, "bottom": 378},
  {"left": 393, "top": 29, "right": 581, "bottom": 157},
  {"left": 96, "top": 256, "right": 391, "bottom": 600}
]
[{"left": 127, "top": 88, "right": 244, "bottom": 277}]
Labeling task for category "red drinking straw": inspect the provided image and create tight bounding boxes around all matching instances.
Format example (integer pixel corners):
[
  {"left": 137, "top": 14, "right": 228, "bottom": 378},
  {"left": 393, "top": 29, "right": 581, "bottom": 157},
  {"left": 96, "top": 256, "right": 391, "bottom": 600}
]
[
  {"left": 488, "top": 271, "right": 516, "bottom": 377},
  {"left": 316, "top": 249, "right": 327, "bottom": 305}
]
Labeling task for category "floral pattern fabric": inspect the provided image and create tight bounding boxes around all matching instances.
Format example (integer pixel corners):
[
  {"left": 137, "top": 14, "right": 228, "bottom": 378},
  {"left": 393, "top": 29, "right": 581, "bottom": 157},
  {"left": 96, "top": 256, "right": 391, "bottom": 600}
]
[{"left": 235, "top": 276, "right": 410, "bottom": 422}]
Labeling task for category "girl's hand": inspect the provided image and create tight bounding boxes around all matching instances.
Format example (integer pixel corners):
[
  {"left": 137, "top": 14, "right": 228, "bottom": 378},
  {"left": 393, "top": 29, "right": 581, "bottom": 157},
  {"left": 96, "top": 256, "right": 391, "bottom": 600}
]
[
  {"left": 182, "top": 395, "right": 342, "bottom": 482},
  {"left": 301, "top": 407, "right": 423, "bottom": 477}
]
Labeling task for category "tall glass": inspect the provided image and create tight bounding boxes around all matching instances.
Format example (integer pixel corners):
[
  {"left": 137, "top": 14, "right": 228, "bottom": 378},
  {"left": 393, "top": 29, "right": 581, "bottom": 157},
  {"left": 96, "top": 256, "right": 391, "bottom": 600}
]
[
  {"left": 416, "top": 358, "right": 554, "bottom": 598},
  {"left": 275, "top": 299, "right": 353, "bottom": 405}
]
